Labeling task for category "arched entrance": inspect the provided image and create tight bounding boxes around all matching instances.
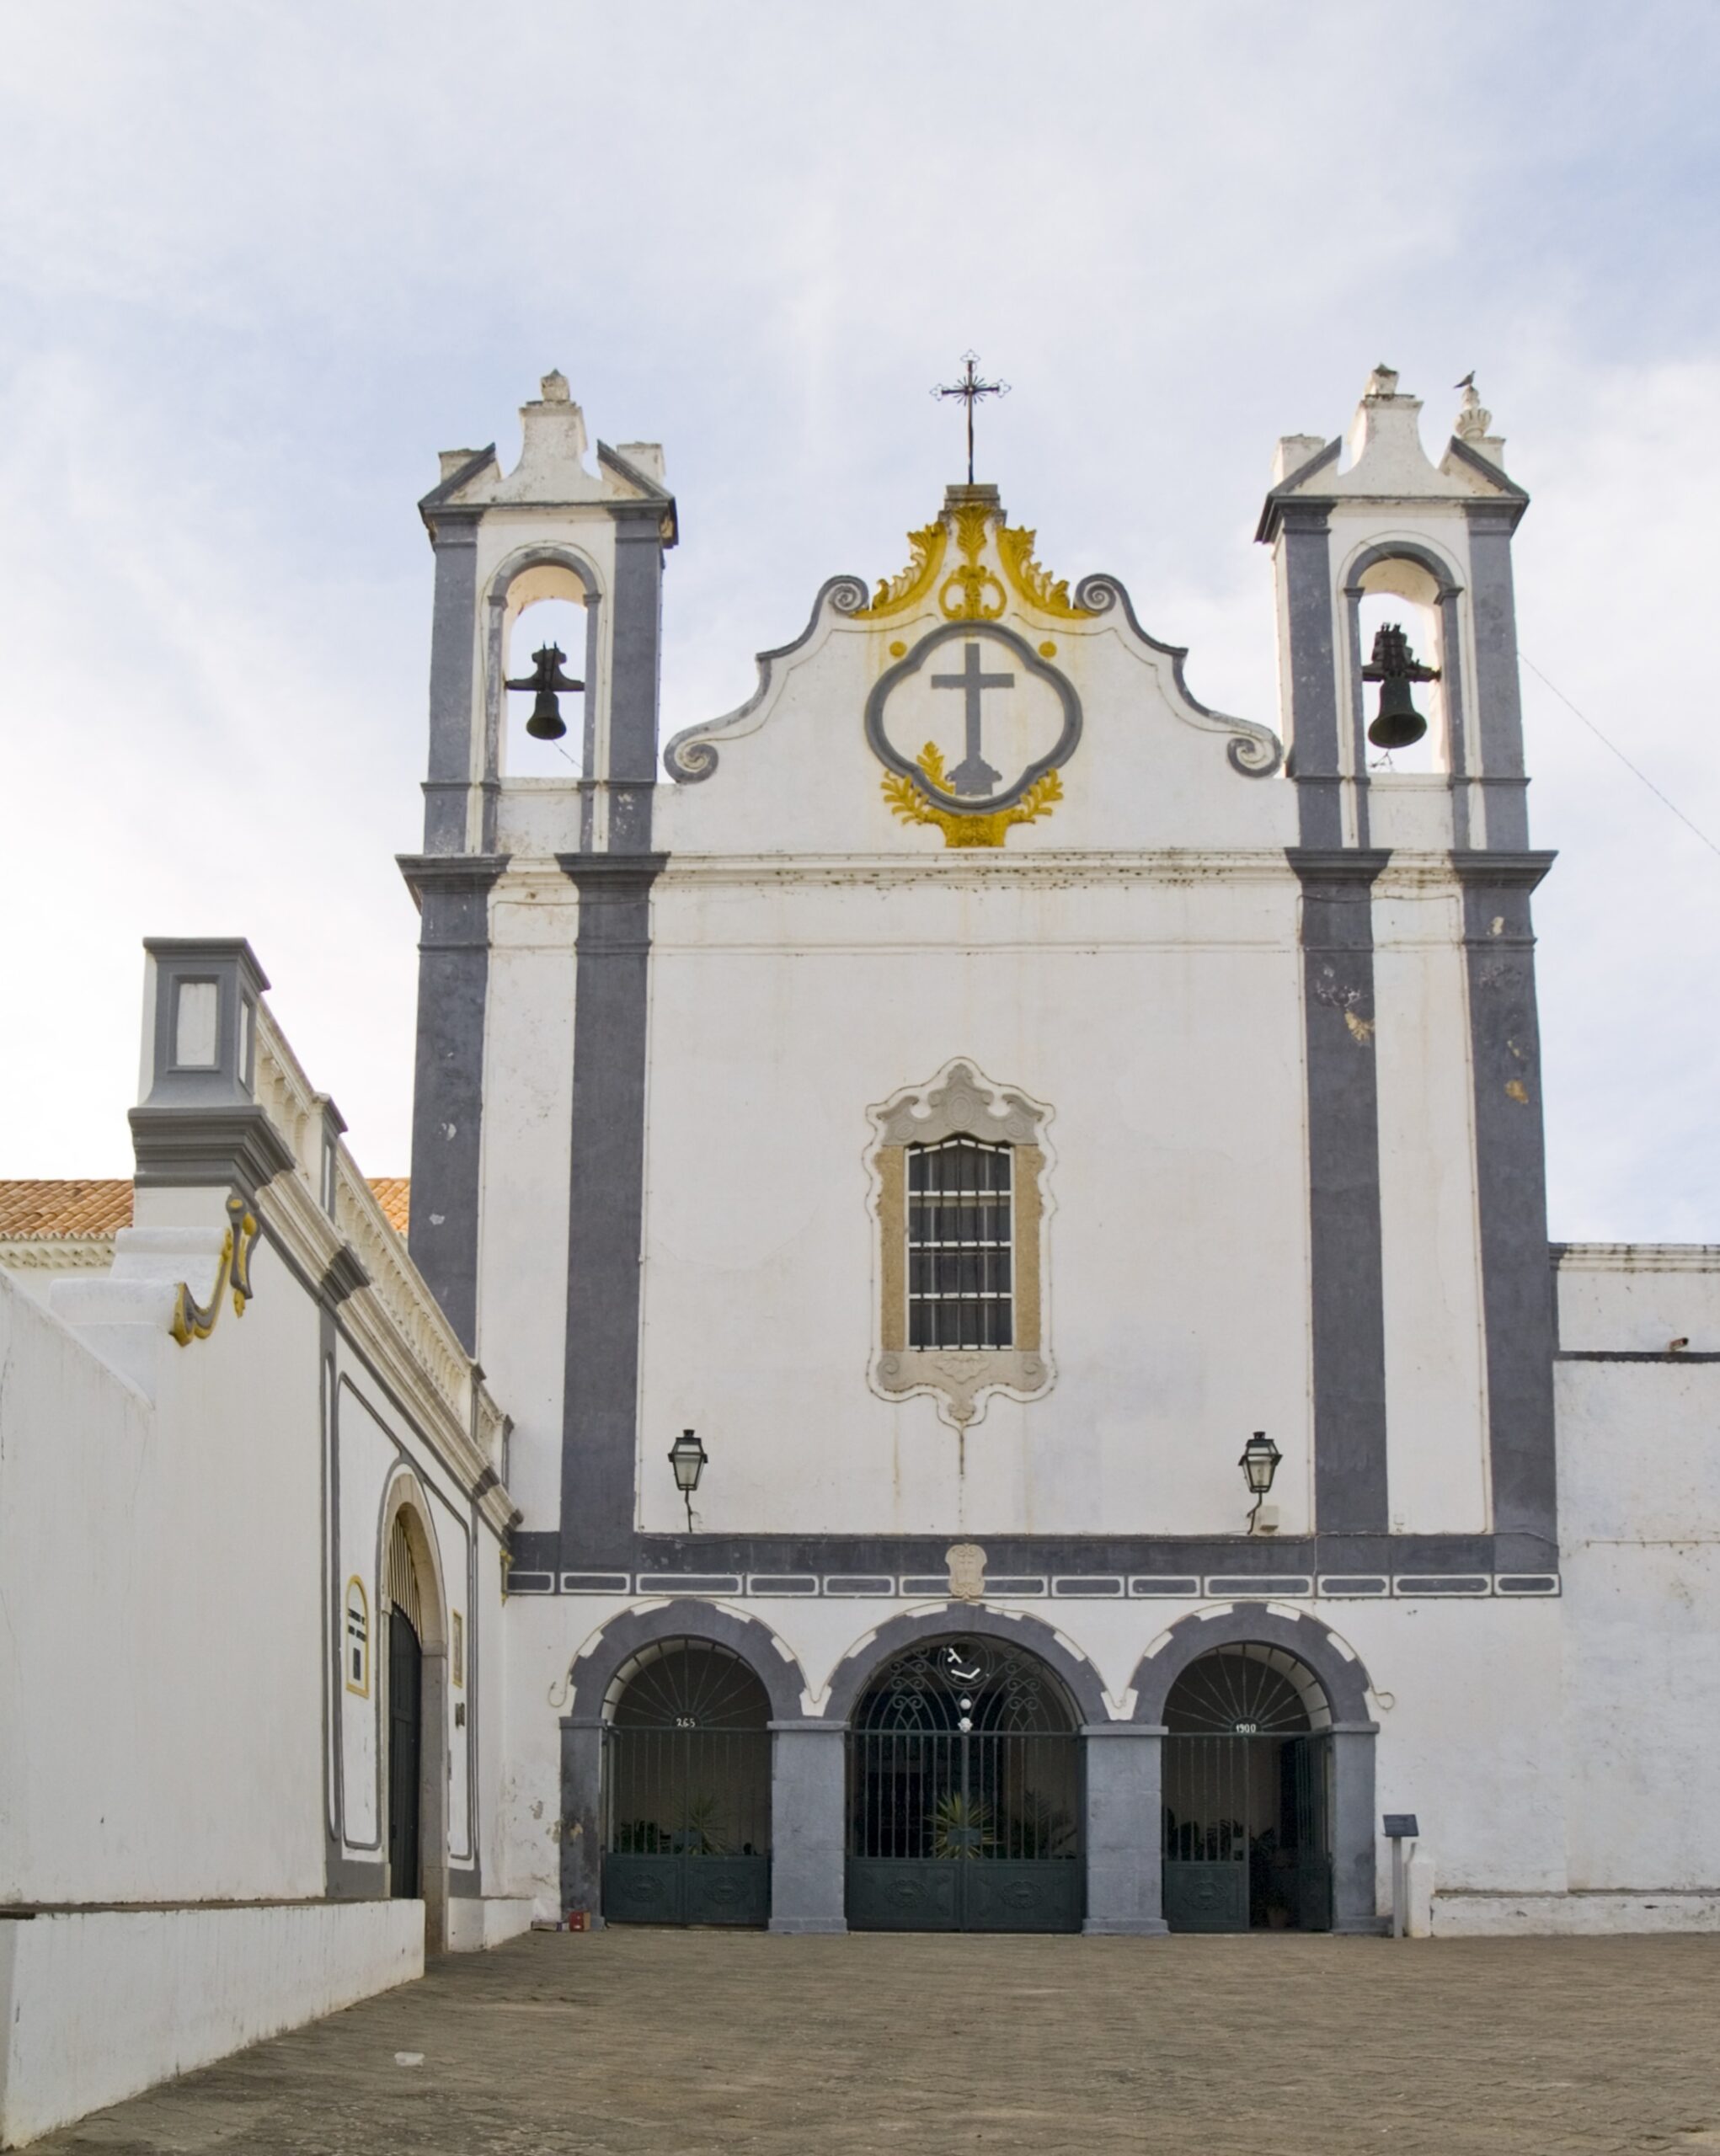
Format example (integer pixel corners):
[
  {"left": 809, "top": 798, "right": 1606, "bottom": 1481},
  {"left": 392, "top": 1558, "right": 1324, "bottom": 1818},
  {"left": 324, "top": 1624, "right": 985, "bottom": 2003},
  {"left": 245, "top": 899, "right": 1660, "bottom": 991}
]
[
  {"left": 378, "top": 1484, "right": 449, "bottom": 1946},
  {"left": 600, "top": 1639, "right": 772, "bottom": 1928},
  {"left": 1161, "top": 1644, "right": 1333, "bottom": 1934},
  {"left": 387, "top": 1605, "right": 423, "bottom": 1898},
  {"left": 846, "top": 1636, "right": 1083, "bottom": 1933}
]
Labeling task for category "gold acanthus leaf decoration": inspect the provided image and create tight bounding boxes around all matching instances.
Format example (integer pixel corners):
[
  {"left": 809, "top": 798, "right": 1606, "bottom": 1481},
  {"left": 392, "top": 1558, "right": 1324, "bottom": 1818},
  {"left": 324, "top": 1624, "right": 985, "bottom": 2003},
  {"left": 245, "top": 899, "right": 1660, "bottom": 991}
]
[
  {"left": 856, "top": 520, "right": 947, "bottom": 618},
  {"left": 859, "top": 501, "right": 1093, "bottom": 627},
  {"left": 881, "top": 741, "right": 1065, "bottom": 850},
  {"left": 996, "top": 523, "right": 1095, "bottom": 618}
]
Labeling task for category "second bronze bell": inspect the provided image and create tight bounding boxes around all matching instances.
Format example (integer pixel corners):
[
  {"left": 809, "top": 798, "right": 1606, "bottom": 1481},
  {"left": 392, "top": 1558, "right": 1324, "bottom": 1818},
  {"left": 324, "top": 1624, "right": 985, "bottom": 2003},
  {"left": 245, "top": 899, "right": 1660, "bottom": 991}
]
[
  {"left": 1362, "top": 623, "right": 1439, "bottom": 750},
  {"left": 506, "top": 643, "right": 585, "bottom": 740}
]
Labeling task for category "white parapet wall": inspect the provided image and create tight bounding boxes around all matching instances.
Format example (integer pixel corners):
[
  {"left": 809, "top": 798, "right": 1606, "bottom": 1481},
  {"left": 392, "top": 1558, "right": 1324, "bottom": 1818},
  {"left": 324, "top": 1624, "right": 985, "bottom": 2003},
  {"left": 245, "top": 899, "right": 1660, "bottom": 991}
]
[
  {"left": 445, "top": 1897, "right": 538, "bottom": 1953},
  {"left": 0, "top": 1901, "right": 425, "bottom": 2148},
  {"left": 1431, "top": 1892, "right": 1720, "bottom": 1938}
]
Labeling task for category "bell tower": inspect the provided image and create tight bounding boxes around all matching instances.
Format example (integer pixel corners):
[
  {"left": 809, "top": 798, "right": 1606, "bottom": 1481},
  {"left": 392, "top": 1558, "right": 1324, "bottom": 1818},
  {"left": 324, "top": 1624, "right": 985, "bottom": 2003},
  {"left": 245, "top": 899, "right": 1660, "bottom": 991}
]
[
  {"left": 398, "top": 372, "right": 677, "bottom": 1349},
  {"left": 1258, "top": 369, "right": 1558, "bottom": 1579}
]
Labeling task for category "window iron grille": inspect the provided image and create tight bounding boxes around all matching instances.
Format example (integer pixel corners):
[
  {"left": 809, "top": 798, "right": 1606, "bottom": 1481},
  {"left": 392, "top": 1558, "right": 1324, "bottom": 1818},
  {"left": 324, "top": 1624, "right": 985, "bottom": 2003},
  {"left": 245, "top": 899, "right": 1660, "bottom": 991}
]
[{"left": 907, "top": 1137, "right": 1013, "bottom": 1350}]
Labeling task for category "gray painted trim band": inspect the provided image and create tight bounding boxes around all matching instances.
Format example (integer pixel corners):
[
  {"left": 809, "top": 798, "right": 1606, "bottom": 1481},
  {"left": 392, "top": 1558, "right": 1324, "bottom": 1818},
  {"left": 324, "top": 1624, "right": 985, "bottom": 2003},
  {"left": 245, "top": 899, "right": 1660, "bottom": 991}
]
[
  {"left": 555, "top": 852, "right": 668, "bottom": 1566},
  {"left": 1453, "top": 851, "right": 1560, "bottom": 1561},
  {"left": 398, "top": 853, "right": 510, "bottom": 1355},
  {"left": 1288, "top": 848, "right": 1391, "bottom": 1539},
  {"left": 1278, "top": 509, "right": 1343, "bottom": 847}
]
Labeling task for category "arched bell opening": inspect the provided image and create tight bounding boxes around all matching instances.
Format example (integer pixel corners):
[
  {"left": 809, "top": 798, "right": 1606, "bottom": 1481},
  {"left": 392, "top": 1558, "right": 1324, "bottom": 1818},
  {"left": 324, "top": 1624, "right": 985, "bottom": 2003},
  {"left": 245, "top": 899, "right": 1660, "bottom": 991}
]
[
  {"left": 845, "top": 1635, "right": 1084, "bottom": 1934},
  {"left": 483, "top": 548, "right": 602, "bottom": 785},
  {"left": 1161, "top": 1643, "right": 1334, "bottom": 1935},
  {"left": 503, "top": 585, "right": 589, "bottom": 778},
  {"left": 1345, "top": 548, "right": 1463, "bottom": 780},
  {"left": 599, "top": 1638, "right": 772, "bottom": 1928}
]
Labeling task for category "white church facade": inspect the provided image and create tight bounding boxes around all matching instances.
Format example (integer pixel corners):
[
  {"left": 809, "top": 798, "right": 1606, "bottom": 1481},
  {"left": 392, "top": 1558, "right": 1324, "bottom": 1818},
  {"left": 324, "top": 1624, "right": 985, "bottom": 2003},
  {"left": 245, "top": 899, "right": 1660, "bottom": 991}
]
[{"left": 3, "top": 366, "right": 1717, "bottom": 2136}]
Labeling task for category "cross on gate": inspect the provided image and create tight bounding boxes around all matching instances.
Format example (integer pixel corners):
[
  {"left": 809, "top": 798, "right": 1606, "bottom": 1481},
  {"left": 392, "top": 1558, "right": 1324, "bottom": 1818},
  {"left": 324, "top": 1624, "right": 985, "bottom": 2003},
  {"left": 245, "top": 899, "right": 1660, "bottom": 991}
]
[{"left": 932, "top": 640, "right": 1013, "bottom": 795}]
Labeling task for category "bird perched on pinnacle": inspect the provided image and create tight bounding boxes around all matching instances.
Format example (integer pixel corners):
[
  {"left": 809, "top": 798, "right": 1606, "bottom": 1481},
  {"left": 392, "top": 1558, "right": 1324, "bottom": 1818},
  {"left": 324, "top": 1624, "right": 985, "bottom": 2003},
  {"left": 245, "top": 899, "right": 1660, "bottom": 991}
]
[{"left": 1455, "top": 371, "right": 1477, "bottom": 390}]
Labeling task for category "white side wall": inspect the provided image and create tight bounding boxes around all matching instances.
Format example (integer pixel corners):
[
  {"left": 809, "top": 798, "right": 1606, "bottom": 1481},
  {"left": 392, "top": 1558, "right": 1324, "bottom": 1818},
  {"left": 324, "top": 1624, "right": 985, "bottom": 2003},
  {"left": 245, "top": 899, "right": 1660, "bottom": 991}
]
[
  {"left": 0, "top": 1903, "right": 422, "bottom": 2148},
  {"left": 0, "top": 1257, "right": 325, "bottom": 1903}
]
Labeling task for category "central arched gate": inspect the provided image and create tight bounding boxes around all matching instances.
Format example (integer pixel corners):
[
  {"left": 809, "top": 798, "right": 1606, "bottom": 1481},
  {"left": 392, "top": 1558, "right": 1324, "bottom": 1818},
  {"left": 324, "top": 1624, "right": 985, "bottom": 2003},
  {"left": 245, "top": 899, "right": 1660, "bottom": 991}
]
[
  {"left": 601, "top": 1640, "right": 772, "bottom": 1927},
  {"left": 1161, "top": 1644, "right": 1333, "bottom": 1933},
  {"left": 846, "top": 1636, "right": 1083, "bottom": 1932}
]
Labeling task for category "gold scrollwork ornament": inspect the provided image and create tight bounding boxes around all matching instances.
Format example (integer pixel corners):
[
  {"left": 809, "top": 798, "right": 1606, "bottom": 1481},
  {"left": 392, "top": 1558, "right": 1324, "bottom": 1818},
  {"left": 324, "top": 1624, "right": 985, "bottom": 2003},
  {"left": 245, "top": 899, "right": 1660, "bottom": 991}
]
[
  {"left": 169, "top": 1193, "right": 260, "bottom": 1346},
  {"left": 881, "top": 742, "right": 1063, "bottom": 849}
]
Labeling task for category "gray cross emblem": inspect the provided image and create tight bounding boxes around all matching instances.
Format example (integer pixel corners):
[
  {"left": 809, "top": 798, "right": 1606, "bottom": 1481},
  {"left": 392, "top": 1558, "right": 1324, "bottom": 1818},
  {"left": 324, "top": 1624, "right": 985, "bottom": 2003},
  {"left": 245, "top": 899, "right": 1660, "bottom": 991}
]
[{"left": 932, "top": 641, "right": 1015, "bottom": 795}]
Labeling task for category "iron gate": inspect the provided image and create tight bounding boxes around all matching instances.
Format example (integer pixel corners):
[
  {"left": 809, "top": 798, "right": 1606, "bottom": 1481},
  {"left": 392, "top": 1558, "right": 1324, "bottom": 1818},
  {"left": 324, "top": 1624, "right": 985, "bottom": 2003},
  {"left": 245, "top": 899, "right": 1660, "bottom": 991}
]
[
  {"left": 1161, "top": 1646, "right": 1332, "bottom": 1933},
  {"left": 601, "top": 1641, "right": 771, "bottom": 1927},
  {"left": 847, "top": 1638, "right": 1082, "bottom": 1932}
]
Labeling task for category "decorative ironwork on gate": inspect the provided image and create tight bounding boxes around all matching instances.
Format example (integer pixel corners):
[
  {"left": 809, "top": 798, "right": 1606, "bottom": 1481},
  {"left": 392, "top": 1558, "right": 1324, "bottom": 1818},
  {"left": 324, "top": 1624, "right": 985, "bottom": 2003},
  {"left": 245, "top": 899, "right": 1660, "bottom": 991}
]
[
  {"left": 847, "top": 1638, "right": 1082, "bottom": 1932},
  {"left": 601, "top": 1640, "right": 772, "bottom": 1928},
  {"left": 1161, "top": 1646, "right": 1333, "bottom": 1934}
]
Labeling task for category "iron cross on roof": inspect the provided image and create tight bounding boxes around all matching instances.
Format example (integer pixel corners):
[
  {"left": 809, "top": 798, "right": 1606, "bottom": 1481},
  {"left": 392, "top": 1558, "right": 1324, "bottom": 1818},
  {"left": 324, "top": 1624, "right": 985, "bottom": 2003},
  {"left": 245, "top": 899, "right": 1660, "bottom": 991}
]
[{"left": 932, "top": 351, "right": 1010, "bottom": 485}]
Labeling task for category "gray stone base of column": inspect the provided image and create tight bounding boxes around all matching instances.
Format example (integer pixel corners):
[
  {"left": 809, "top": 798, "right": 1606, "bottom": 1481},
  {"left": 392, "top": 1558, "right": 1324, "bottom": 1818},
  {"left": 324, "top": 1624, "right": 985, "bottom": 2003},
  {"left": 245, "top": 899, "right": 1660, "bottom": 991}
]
[
  {"left": 768, "top": 1722, "right": 848, "bottom": 1937},
  {"left": 1082, "top": 1916, "right": 1171, "bottom": 1936},
  {"left": 768, "top": 1916, "right": 849, "bottom": 1935}
]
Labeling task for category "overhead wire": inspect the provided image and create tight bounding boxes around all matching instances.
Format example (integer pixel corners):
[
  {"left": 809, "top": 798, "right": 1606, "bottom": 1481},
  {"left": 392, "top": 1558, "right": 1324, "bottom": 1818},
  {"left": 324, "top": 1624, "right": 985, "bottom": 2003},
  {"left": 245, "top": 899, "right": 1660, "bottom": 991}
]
[{"left": 1522, "top": 654, "right": 1720, "bottom": 866}]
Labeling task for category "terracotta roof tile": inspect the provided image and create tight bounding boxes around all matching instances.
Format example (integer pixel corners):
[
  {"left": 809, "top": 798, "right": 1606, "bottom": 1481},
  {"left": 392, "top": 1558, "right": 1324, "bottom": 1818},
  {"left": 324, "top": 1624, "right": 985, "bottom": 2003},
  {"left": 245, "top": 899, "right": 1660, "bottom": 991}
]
[
  {"left": 368, "top": 1177, "right": 410, "bottom": 1235},
  {"left": 0, "top": 1180, "right": 135, "bottom": 1238},
  {"left": 0, "top": 1177, "right": 411, "bottom": 1240}
]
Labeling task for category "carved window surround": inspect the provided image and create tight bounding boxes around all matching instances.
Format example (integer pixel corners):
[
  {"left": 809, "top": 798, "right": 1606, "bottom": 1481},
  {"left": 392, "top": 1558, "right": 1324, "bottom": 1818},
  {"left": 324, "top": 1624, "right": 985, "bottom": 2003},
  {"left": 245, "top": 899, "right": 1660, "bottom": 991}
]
[{"left": 868, "top": 1060, "right": 1054, "bottom": 1428}]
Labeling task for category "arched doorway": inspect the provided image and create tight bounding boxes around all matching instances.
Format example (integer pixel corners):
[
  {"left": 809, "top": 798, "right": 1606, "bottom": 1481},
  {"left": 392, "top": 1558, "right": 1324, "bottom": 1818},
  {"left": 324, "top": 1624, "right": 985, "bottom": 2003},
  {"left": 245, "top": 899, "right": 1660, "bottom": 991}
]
[
  {"left": 383, "top": 1509, "right": 430, "bottom": 1903},
  {"left": 847, "top": 1636, "right": 1083, "bottom": 1933},
  {"left": 600, "top": 1640, "right": 772, "bottom": 1928},
  {"left": 1161, "top": 1644, "right": 1333, "bottom": 1934},
  {"left": 387, "top": 1609, "right": 423, "bottom": 1897}
]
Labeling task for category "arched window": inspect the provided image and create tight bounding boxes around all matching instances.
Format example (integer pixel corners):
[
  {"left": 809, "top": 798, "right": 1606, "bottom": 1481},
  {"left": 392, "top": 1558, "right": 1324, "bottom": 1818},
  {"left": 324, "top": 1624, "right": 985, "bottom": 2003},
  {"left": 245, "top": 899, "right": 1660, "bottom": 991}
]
[
  {"left": 907, "top": 1136, "right": 1012, "bottom": 1349},
  {"left": 345, "top": 1577, "right": 370, "bottom": 1696}
]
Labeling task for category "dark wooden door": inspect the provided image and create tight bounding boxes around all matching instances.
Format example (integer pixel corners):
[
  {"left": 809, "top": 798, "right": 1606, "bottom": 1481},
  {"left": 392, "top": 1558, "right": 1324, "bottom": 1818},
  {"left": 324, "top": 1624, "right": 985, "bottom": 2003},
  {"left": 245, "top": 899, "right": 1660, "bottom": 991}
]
[{"left": 388, "top": 1609, "right": 422, "bottom": 1899}]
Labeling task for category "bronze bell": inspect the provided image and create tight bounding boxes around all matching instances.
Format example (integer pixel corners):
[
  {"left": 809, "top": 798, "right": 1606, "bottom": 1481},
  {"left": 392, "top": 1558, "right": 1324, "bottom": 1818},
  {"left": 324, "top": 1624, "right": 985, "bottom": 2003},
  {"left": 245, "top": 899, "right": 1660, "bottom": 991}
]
[
  {"left": 1362, "top": 622, "right": 1439, "bottom": 750},
  {"left": 505, "top": 643, "right": 585, "bottom": 740}
]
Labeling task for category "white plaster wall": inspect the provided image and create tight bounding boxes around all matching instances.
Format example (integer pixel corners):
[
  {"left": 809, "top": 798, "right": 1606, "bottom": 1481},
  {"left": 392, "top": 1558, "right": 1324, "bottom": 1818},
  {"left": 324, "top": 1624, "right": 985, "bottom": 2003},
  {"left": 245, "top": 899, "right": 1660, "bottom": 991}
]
[
  {"left": 1373, "top": 878, "right": 1490, "bottom": 1533},
  {"left": 0, "top": 1902, "right": 422, "bottom": 2148},
  {"left": 506, "top": 1588, "right": 1575, "bottom": 1915},
  {"left": 336, "top": 1381, "right": 399, "bottom": 1855},
  {"left": 1557, "top": 1251, "right": 1720, "bottom": 1353},
  {"left": 1557, "top": 1358, "right": 1720, "bottom": 1894},
  {"left": 635, "top": 865, "right": 1314, "bottom": 1540},
  {"left": 0, "top": 1251, "right": 326, "bottom": 1904},
  {"left": 329, "top": 1345, "right": 501, "bottom": 1886},
  {"left": 656, "top": 600, "right": 1297, "bottom": 861},
  {"left": 474, "top": 875, "right": 578, "bottom": 1526}
]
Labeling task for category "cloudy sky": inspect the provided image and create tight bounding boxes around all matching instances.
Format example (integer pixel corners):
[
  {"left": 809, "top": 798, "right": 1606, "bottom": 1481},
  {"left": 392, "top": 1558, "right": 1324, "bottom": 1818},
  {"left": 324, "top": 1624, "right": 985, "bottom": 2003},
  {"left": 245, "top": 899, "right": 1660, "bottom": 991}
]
[{"left": 2, "top": 2, "right": 1717, "bottom": 1240}]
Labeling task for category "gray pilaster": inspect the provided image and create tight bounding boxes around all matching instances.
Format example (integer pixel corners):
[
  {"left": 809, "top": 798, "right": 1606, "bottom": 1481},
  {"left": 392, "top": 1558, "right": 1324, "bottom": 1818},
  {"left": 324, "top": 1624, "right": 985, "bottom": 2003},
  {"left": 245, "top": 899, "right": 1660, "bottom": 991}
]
[
  {"left": 605, "top": 507, "right": 667, "bottom": 853},
  {"left": 1454, "top": 852, "right": 1560, "bottom": 1572},
  {"left": 556, "top": 853, "right": 668, "bottom": 1564},
  {"left": 1279, "top": 503, "right": 1343, "bottom": 848},
  {"left": 1329, "top": 1724, "right": 1382, "bottom": 1934},
  {"left": 558, "top": 1716, "right": 604, "bottom": 1922},
  {"left": 1082, "top": 1726, "right": 1169, "bottom": 1936},
  {"left": 767, "top": 1721, "right": 848, "bottom": 1935},
  {"left": 1465, "top": 504, "right": 1530, "bottom": 851},
  {"left": 398, "top": 853, "right": 509, "bottom": 1355},
  {"left": 422, "top": 515, "right": 482, "bottom": 856},
  {"left": 1288, "top": 850, "right": 1391, "bottom": 1543}
]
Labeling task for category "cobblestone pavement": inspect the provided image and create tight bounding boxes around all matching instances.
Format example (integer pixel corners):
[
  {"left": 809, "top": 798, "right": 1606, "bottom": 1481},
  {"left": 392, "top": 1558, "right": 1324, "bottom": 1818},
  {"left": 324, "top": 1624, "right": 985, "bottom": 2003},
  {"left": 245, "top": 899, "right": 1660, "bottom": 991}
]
[{"left": 32, "top": 1929, "right": 1720, "bottom": 2156}]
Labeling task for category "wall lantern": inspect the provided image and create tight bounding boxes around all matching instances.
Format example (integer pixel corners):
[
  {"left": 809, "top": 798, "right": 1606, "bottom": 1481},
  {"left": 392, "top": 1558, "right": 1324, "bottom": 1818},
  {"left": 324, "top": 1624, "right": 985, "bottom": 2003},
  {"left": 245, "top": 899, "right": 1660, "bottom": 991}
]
[
  {"left": 1239, "top": 1429, "right": 1281, "bottom": 1532},
  {"left": 667, "top": 1427, "right": 708, "bottom": 1530}
]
